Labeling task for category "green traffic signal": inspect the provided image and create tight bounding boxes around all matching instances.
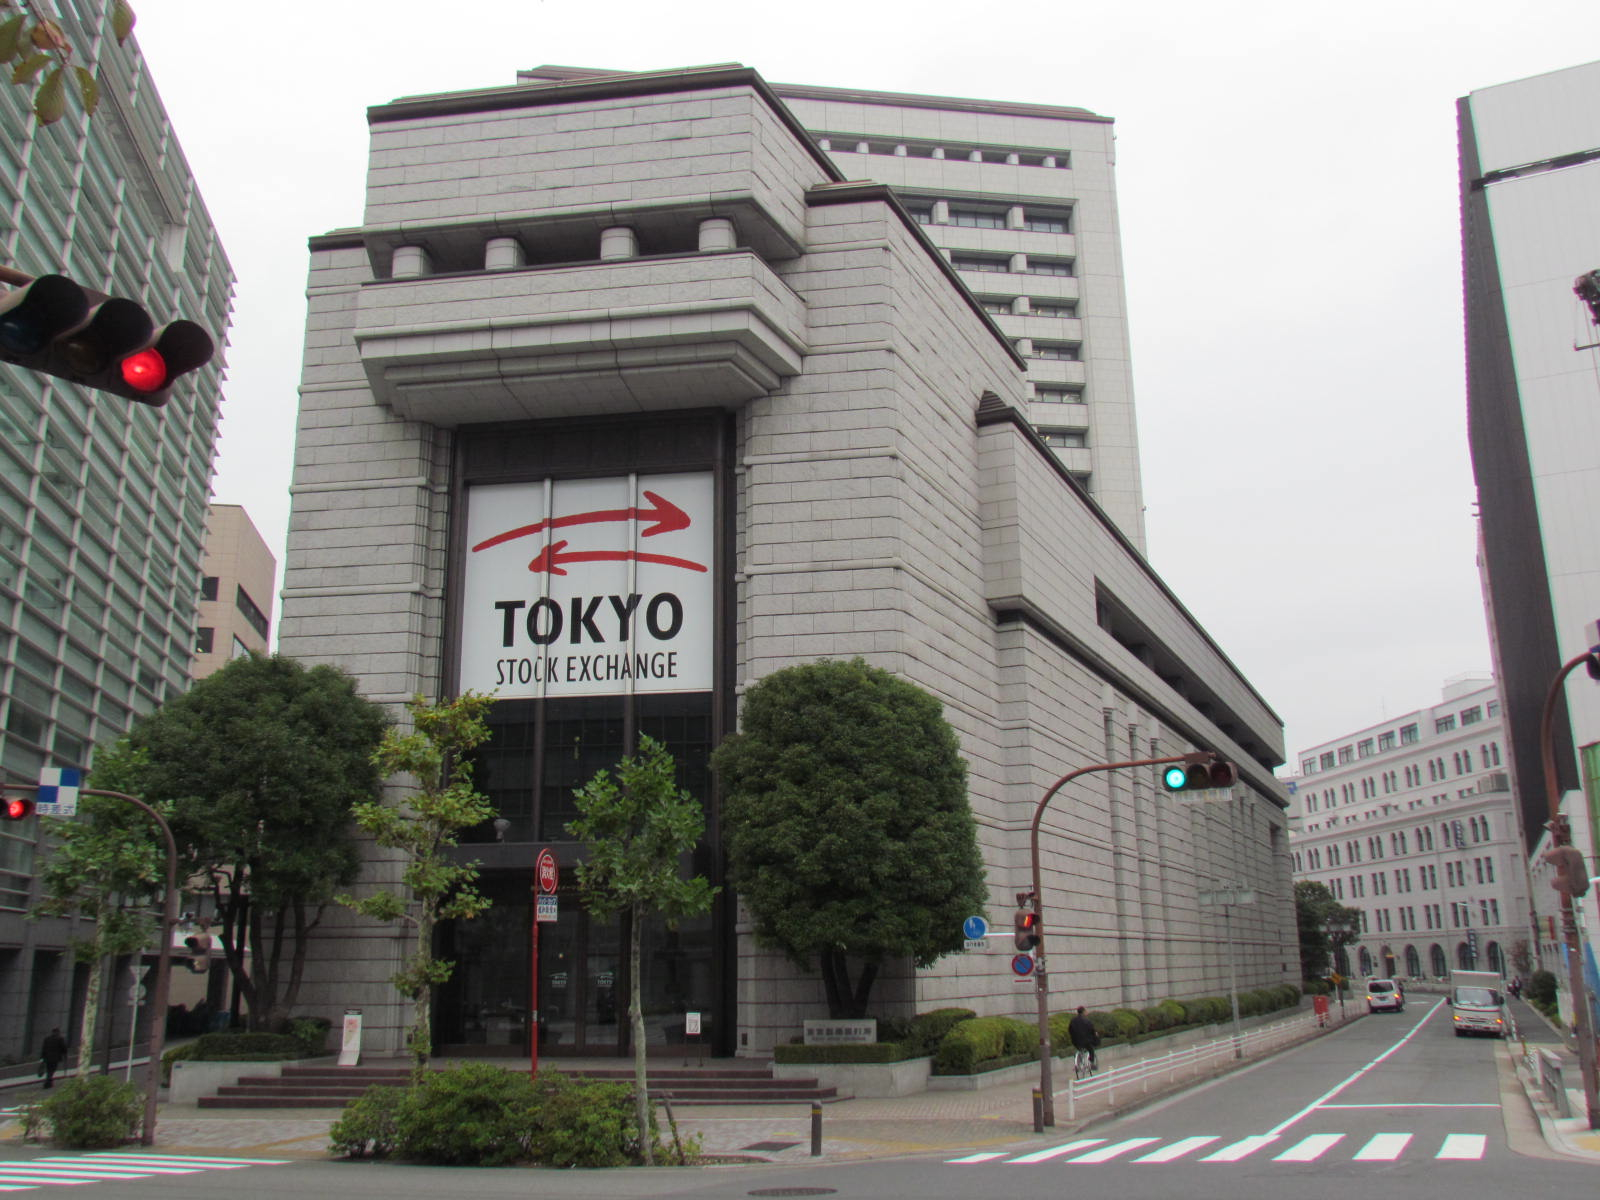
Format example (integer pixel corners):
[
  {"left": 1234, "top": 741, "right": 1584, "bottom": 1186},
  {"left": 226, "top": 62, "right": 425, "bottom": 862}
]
[{"left": 1162, "top": 755, "right": 1238, "bottom": 792}]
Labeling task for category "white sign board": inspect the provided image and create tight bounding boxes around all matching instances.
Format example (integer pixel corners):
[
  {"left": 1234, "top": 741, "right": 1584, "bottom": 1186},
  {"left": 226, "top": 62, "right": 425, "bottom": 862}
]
[
  {"left": 35, "top": 766, "right": 81, "bottom": 817},
  {"left": 803, "top": 1018, "right": 877, "bottom": 1045},
  {"left": 536, "top": 894, "right": 559, "bottom": 923},
  {"left": 685, "top": 1012, "right": 702, "bottom": 1036},
  {"left": 459, "top": 474, "right": 714, "bottom": 699}
]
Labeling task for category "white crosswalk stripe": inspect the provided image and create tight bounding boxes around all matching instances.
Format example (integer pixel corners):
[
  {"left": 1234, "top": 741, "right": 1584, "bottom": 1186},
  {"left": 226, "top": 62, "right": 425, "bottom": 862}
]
[
  {"left": 948, "top": 1131, "right": 1490, "bottom": 1166},
  {"left": 0, "top": 1154, "right": 287, "bottom": 1192}
]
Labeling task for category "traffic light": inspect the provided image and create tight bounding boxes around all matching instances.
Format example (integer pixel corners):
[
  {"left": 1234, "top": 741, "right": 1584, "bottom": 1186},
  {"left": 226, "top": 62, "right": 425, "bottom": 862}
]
[
  {"left": 183, "top": 926, "right": 213, "bottom": 974},
  {"left": 0, "top": 273, "right": 213, "bottom": 407},
  {"left": 1013, "top": 900, "right": 1039, "bottom": 952},
  {"left": 1545, "top": 844, "right": 1591, "bottom": 898},
  {"left": 1161, "top": 754, "right": 1238, "bottom": 793},
  {"left": 3, "top": 791, "right": 33, "bottom": 820}
]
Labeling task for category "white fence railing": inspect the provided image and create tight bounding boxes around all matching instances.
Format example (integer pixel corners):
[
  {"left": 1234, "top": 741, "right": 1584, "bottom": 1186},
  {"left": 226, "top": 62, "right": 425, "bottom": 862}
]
[{"left": 1063, "top": 1010, "right": 1332, "bottom": 1120}]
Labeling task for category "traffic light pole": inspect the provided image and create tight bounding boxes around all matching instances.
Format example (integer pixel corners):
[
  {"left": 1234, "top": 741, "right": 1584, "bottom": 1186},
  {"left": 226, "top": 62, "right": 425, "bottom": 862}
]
[
  {"left": 10, "top": 784, "right": 177, "bottom": 1146},
  {"left": 1028, "top": 750, "right": 1218, "bottom": 1128},
  {"left": 1539, "top": 650, "right": 1600, "bottom": 1130}
]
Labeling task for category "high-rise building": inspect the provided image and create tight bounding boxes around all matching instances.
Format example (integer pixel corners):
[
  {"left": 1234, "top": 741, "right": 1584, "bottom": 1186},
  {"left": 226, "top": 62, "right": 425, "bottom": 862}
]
[
  {"left": 1459, "top": 60, "right": 1600, "bottom": 988},
  {"left": 279, "top": 63, "right": 1290, "bottom": 1062},
  {"left": 0, "top": 0, "right": 232, "bottom": 1063},
  {"left": 1286, "top": 677, "right": 1532, "bottom": 983},
  {"left": 194, "top": 505, "right": 275, "bottom": 679},
  {"left": 522, "top": 67, "right": 1147, "bottom": 551}
]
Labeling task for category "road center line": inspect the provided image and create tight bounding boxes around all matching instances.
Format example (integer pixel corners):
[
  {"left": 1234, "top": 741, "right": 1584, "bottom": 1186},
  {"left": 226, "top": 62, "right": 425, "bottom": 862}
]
[
  {"left": 1319, "top": 1102, "right": 1498, "bottom": 1109},
  {"left": 1265, "top": 999, "right": 1445, "bottom": 1137}
]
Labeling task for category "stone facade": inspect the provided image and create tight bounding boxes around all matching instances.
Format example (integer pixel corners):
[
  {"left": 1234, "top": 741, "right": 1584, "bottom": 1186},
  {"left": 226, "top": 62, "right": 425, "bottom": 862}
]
[{"left": 280, "top": 65, "right": 1293, "bottom": 1058}]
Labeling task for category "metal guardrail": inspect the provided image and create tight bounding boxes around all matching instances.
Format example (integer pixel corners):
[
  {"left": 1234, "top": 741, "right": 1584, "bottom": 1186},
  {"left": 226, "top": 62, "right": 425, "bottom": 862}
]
[
  {"left": 1527, "top": 1046, "right": 1573, "bottom": 1120},
  {"left": 1063, "top": 1010, "right": 1333, "bottom": 1120}
]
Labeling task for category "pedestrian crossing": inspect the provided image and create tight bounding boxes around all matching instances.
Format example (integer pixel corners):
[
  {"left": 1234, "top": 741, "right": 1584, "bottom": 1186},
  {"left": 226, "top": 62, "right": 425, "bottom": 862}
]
[
  {"left": 0, "top": 1153, "right": 287, "bottom": 1191},
  {"left": 949, "top": 1131, "right": 1489, "bottom": 1166}
]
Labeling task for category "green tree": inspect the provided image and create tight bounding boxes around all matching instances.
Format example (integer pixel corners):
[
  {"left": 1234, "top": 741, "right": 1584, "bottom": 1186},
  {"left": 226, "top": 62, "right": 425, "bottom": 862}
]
[
  {"left": 0, "top": 0, "right": 135, "bottom": 125},
  {"left": 118, "top": 654, "right": 389, "bottom": 1030},
  {"left": 1295, "top": 880, "right": 1362, "bottom": 981},
  {"left": 567, "top": 735, "right": 718, "bottom": 1165},
  {"left": 34, "top": 740, "right": 165, "bottom": 1077},
  {"left": 710, "top": 657, "right": 988, "bottom": 1018},
  {"left": 340, "top": 691, "right": 495, "bottom": 1077}
]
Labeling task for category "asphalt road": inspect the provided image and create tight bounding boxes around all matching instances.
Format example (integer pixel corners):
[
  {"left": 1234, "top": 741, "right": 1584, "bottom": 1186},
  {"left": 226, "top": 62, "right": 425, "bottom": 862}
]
[{"left": 0, "top": 1000, "right": 1583, "bottom": 1199}]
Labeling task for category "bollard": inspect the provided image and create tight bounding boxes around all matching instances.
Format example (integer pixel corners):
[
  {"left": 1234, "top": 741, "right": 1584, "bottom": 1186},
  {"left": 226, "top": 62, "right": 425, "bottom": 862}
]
[
  {"left": 811, "top": 1101, "right": 822, "bottom": 1156},
  {"left": 1032, "top": 1087, "right": 1044, "bottom": 1133}
]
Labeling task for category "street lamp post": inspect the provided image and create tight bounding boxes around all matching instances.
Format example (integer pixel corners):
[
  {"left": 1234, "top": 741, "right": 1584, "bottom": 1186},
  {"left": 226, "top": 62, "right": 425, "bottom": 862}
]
[
  {"left": 8, "top": 783, "right": 177, "bottom": 1147},
  {"left": 1327, "top": 916, "right": 1357, "bottom": 1019},
  {"left": 1539, "top": 649, "right": 1600, "bottom": 1130},
  {"left": 1028, "top": 750, "right": 1227, "bottom": 1128}
]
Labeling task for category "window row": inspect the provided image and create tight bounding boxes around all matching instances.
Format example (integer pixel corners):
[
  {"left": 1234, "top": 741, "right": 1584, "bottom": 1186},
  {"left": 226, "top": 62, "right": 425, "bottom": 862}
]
[
  {"left": 1301, "top": 742, "right": 1501, "bottom": 805},
  {"left": 815, "top": 135, "right": 1070, "bottom": 170},
  {"left": 977, "top": 295, "right": 1080, "bottom": 319},
  {"left": 949, "top": 251, "right": 1075, "bottom": 277}
]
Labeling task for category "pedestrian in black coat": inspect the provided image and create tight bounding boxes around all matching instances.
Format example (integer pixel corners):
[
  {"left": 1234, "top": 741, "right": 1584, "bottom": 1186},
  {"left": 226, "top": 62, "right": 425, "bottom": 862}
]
[{"left": 40, "top": 1028, "right": 67, "bottom": 1089}]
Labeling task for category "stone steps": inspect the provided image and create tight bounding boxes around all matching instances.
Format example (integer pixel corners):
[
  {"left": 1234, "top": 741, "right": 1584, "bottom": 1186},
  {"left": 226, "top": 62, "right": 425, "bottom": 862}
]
[{"left": 196, "top": 1062, "right": 839, "bottom": 1109}]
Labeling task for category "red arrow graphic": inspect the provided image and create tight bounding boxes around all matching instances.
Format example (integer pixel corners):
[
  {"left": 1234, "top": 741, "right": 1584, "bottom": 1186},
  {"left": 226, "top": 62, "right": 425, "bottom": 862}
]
[
  {"left": 472, "top": 490, "right": 691, "bottom": 553},
  {"left": 527, "top": 540, "right": 709, "bottom": 576}
]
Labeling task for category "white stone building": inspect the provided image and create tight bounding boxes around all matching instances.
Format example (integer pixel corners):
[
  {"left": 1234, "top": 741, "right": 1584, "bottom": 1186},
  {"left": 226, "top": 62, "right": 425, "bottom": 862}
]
[
  {"left": 521, "top": 66, "right": 1147, "bottom": 552},
  {"left": 1287, "top": 677, "right": 1533, "bottom": 983},
  {"left": 279, "top": 64, "right": 1293, "bottom": 1060}
]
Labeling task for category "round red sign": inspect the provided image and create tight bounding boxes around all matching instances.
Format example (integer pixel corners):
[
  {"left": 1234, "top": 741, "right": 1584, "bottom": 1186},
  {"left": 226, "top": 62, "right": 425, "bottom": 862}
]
[{"left": 536, "top": 848, "right": 558, "bottom": 894}]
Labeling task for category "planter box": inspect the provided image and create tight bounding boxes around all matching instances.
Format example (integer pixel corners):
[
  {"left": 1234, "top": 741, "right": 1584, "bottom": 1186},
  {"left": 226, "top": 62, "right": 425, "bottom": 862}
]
[
  {"left": 772, "top": 1056, "right": 930, "bottom": 1098},
  {"left": 168, "top": 1059, "right": 285, "bottom": 1106}
]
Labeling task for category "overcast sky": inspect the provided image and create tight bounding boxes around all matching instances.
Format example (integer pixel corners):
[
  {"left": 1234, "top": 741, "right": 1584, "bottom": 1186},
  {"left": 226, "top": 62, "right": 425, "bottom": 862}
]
[{"left": 126, "top": 0, "right": 1600, "bottom": 764}]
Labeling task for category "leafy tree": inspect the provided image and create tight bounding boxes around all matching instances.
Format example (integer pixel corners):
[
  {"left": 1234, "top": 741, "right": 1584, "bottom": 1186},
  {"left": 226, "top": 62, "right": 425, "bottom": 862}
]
[
  {"left": 710, "top": 657, "right": 988, "bottom": 1018},
  {"left": 340, "top": 691, "right": 495, "bottom": 1077},
  {"left": 0, "top": 0, "right": 135, "bottom": 125},
  {"left": 567, "top": 736, "right": 718, "bottom": 1165},
  {"left": 34, "top": 740, "right": 165, "bottom": 1077},
  {"left": 119, "top": 654, "right": 389, "bottom": 1030},
  {"left": 1294, "top": 880, "right": 1362, "bottom": 981}
]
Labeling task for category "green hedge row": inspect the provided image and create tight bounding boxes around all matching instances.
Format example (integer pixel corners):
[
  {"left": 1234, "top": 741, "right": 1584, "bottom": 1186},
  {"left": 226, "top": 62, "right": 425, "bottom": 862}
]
[{"left": 781, "top": 985, "right": 1303, "bottom": 1075}]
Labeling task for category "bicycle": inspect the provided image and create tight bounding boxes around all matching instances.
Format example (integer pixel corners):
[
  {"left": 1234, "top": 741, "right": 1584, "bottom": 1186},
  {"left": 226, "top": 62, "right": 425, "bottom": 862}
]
[{"left": 1073, "top": 1047, "right": 1097, "bottom": 1080}]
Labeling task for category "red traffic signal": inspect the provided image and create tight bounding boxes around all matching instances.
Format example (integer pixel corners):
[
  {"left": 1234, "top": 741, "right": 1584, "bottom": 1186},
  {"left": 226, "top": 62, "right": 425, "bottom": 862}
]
[
  {"left": 0, "top": 273, "right": 213, "bottom": 407},
  {"left": 1014, "top": 902, "right": 1040, "bottom": 952},
  {"left": 3, "top": 792, "right": 34, "bottom": 821},
  {"left": 1161, "top": 754, "right": 1238, "bottom": 793}
]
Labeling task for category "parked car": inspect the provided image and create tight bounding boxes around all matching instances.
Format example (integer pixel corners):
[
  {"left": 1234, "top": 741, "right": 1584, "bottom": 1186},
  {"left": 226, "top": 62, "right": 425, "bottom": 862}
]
[{"left": 1366, "top": 978, "right": 1405, "bottom": 1013}]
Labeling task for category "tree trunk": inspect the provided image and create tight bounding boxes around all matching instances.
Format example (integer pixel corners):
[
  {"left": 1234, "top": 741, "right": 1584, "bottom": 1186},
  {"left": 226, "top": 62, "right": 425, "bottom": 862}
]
[
  {"left": 76, "top": 949, "right": 104, "bottom": 1079},
  {"left": 629, "top": 902, "right": 653, "bottom": 1165},
  {"left": 819, "top": 949, "right": 846, "bottom": 1017},
  {"left": 411, "top": 908, "right": 434, "bottom": 1080}
]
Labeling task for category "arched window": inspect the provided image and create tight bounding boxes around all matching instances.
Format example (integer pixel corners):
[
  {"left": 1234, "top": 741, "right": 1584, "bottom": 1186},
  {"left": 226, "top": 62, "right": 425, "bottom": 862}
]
[
  {"left": 1430, "top": 944, "right": 1448, "bottom": 977},
  {"left": 1488, "top": 942, "right": 1503, "bottom": 974},
  {"left": 1457, "top": 942, "right": 1476, "bottom": 969},
  {"left": 1405, "top": 945, "right": 1421, "bottom": 977},
  {"left": 1359, "top": 947, "right": 1374, "bottom": 976}
]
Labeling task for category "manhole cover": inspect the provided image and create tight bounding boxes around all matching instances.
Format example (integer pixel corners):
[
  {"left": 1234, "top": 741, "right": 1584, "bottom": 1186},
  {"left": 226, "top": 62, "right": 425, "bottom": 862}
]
[{"left": 747, "top": 1190, "right": 837, "bottom": 1197}]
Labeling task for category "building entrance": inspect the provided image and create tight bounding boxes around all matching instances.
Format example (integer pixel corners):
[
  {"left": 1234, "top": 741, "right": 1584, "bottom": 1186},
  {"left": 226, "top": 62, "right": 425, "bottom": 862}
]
[{"left": 436, "top": 871, "right": 626, "bottom": 1057}]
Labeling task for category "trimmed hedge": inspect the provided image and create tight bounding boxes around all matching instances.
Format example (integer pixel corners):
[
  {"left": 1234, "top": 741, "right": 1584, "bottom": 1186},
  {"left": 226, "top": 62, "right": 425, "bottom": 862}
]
[
  {"left": 190, "top": 1032, "right": 305, "bottom": 1058},
  {"left": 933, "top": 1016, "right": 1034, "bottom": 1073},
  {"left": 907, "top": 1008, "right": 977, "bottom": 1056}
]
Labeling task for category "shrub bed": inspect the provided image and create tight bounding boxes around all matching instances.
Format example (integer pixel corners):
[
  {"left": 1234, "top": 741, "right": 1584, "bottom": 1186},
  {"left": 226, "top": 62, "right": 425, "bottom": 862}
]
[
  {"left": 33, "top": 1076, "right": 142, "bottom": 1148},
  {"left": 329, "top": 1064, "right": 690, "bottom": 1167}
]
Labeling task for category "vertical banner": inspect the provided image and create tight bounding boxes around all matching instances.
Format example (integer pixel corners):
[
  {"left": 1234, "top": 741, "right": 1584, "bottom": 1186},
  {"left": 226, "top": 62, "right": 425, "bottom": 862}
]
[
  {"left": 338, "top": 1010, "right": 362, "bottom": 1067},
  {"left": 459, "top": 473, "right": 713, "bottom": 698}
]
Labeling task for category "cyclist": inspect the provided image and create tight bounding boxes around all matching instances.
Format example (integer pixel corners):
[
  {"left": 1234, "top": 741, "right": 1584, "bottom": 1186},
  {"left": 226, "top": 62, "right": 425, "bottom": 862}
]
[{"left": 1067, "top": 1005, "right": 1099, "bottom": 1072}]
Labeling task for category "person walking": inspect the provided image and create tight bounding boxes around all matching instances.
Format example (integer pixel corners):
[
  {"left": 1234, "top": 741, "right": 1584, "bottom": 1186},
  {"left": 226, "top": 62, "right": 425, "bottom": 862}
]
[
  {"left": 39, "top": 1028, "right": 67, "bottom": 1089},
  {"left": 1067, "top": 1006, "right": 1099, "bottom": 1071}
]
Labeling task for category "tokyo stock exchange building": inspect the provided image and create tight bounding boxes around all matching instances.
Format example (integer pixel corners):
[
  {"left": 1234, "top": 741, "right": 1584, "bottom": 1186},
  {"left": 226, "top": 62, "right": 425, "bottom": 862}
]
[{"left": 280, "top": 63, "right": 1296, "bottom": 1060}]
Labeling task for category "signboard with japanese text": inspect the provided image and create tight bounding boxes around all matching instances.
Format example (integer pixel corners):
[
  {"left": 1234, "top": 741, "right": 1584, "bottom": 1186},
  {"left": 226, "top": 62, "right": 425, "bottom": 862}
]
[{"left": 459, "top": 474, "right": 714, "bottom": 698}]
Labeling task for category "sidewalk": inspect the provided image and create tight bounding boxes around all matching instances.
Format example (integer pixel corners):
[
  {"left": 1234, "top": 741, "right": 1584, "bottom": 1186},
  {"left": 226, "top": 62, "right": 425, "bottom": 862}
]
[
  {"left": 6, "top": 999, "right": 1598, "bottom": 1165},
  {"left": 1505, "top": 993, "right": 1600, "bottom": 1161}
]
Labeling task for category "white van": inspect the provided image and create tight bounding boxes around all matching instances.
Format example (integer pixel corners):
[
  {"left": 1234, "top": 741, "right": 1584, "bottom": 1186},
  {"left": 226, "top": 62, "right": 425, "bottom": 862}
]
[{"left": 1365, "top": 978, "right": 1405, "bottom": 1013}]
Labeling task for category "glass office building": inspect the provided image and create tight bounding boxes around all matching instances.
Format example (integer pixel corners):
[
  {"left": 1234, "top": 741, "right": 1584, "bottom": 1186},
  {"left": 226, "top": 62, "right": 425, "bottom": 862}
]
[{"left": 0, "top": 0, "right": 232, "bottom": 1061}]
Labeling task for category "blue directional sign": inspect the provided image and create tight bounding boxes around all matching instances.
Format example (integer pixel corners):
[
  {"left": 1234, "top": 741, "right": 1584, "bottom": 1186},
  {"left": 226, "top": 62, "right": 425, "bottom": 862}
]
[{"left": 963, "top": 915, "right": 989, "bottom": 940}]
